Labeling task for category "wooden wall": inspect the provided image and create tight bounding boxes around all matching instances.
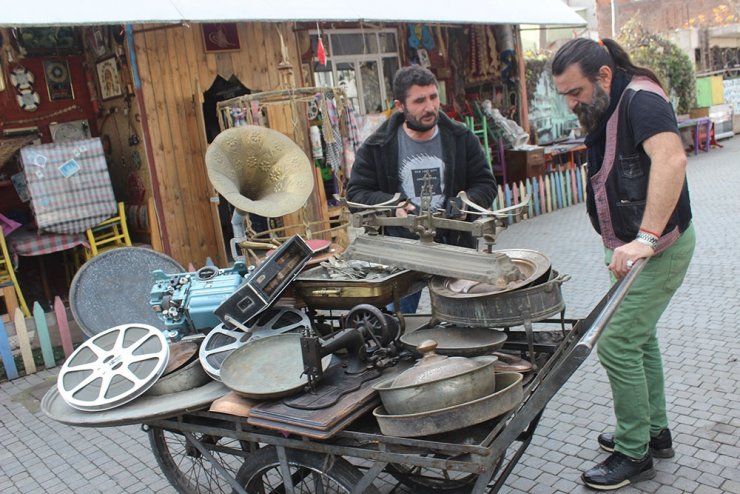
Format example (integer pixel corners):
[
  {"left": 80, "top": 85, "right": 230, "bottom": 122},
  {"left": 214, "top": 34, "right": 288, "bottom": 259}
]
[{"left": 130, "top": 22, "right": 301, "bottom": 267}]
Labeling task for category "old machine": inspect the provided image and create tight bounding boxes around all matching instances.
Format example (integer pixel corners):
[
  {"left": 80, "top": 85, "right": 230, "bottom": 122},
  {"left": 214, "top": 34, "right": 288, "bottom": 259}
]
[{"left": 44, "top": 125, "right": 647, "bottom": 493}]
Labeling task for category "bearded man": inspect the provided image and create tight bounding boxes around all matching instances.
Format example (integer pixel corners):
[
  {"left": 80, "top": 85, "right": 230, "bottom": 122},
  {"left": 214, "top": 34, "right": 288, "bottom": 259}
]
[
  {"left": 347, "top": 65, "right": 496, "bottom": 313},
  {"left": 551, "top": 38, "right": 695, "bottom": 491}
]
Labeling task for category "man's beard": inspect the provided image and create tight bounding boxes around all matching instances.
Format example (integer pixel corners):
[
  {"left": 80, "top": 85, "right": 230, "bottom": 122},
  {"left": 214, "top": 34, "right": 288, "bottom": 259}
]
[
  {"left": 574, "top": 83, "right": 610, "bottom": 133},
  {"left": 404, "top": 109, "right": 439, "bottom": 132}
]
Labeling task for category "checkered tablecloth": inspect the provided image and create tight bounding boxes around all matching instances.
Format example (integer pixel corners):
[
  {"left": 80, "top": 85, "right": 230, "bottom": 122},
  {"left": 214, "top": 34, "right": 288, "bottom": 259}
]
[
  {"left": 20, "top": 138, "right": 117, "bottom": 234},
  {"left": 6, "top": 228, "right": 89, "bottom": 268}
]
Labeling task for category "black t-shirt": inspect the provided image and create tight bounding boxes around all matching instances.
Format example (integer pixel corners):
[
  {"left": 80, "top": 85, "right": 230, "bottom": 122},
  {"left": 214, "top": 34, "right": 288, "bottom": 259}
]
[{"left": 590, "top": 90, "right": 678, "bottom": 169}]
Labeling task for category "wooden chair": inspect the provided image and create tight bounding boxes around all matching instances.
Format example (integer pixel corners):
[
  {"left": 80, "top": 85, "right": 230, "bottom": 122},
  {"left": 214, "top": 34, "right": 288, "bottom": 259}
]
[
  {"left": 0, "top": 227, "right": 31, "bottom": 318},
  {"left": 84, "top": 202, "right": 133, "bottom": 259}
]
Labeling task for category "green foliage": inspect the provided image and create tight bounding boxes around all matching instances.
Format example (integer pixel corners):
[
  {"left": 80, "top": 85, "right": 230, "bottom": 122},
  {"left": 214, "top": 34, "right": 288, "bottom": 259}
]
[
  {"left": 617, "top": 18, "right": 696, "bottom": 113},
  {"left": 524, "top": 51, "right": 550, "bottom": 105}
]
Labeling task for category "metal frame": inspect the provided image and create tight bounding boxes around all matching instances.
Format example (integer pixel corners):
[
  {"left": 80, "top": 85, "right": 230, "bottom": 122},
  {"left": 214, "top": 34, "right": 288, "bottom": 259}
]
[{"left": 146, "top": 260, "right": 646, "bottom": 493}]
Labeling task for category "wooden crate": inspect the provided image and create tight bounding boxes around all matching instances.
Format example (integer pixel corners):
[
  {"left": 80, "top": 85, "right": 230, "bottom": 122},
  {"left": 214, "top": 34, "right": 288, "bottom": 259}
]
[{"left": 504, "top": 148, "right": 546, "bottom": 183}]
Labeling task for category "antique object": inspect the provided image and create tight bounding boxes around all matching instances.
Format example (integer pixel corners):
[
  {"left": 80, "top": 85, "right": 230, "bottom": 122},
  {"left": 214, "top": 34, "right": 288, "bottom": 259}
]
[
  {"left": 373, "top": 371, "right": 524, "bottom": 438},
  {"left": 198, "top": 308, "right": 311, "bottom": 381},
  {"left": 400, "top": 326, "right": 507, "bottom": 357},
  {"left": 219, "top": 333, "right": 332, "bottom": 399},
  {"left": 292, "top": 261, "right": 423, "bottom": 310},
  {"left": 69, "top": 247, "right": 185, "bottom": 337},
  {"left": 373, "top": 340, "right": 497, "bottom": 415},
  {"left": 205, "top": 125, "right": 314, "bottom": 218},
  {"left": 430, "top": 271, "right": 569, "bottom": 327},
  {"left": 56, "top": 324, "right": 169, "bottom": 411}
]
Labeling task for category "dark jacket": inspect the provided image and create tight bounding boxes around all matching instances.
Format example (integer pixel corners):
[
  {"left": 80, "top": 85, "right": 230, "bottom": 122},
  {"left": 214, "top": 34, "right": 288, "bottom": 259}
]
[{"left": 346, "top": 111, "right": 497, "bottom": 247}]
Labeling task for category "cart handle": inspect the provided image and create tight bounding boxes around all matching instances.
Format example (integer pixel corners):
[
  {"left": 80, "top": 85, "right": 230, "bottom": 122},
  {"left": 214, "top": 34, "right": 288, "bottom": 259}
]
[{"left": 575, "top": 258, "right": 647, "bottom": 355}]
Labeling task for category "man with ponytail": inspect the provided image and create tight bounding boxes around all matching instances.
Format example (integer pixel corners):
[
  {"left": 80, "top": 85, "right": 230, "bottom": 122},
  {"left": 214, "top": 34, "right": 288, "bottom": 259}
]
[{"left": 551, "top": 38, "right": 695, "bottom": 490}]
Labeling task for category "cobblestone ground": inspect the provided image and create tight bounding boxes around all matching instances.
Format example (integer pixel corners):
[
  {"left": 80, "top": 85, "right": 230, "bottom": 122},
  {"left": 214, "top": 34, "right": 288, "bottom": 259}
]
[{"left": 1, "top": 137, "right": 738, "bottom": 493}]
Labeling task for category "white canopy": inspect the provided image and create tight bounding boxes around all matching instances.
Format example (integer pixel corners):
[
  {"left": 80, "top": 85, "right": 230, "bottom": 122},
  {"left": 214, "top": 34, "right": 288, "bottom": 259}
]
[{"left": 0, "top": 0, "right": 586, "bottom": 27}]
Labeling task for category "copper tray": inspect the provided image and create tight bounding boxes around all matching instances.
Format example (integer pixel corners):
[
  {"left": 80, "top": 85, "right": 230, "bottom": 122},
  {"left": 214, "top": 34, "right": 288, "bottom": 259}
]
[{"left": 292, "top": 265, "right": 424, "bottom": 309}]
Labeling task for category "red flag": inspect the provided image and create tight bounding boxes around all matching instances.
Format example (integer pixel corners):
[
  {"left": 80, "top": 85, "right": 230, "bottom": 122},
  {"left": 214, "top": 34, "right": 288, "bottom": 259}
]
[{"left": 317, "top": 37, "right": 327, "bottom": 66}]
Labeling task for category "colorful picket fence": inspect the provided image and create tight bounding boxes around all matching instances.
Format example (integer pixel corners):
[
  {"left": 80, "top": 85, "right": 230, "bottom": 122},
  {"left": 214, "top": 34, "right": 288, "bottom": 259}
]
[
  {"left": 0, "top": 296, "right": 77, "bottom": 381},
  {"left": 497, "top": 165, "right": 588, "bottom": 225}
]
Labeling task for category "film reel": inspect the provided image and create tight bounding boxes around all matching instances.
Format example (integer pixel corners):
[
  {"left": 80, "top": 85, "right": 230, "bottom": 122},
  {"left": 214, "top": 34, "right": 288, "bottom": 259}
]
[
  {"left": 199, "top": 308, "right": 311, "bottom": 381},
  {"left": 57, "top": 324, "right": 169, "bottom": 411}
]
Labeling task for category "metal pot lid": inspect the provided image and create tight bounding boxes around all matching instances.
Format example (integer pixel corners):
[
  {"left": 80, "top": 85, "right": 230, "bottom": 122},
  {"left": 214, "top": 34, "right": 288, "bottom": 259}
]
[
  {"left": 69, "top": 247, "right": 185, "bottom": 337},
  {"left": 390, "top": 340, "right": 481, "bottom": 388},
  {"left": 430, "top": 249, "right": 551, "bottom": 298},
  {"left": 400, "top": 327, "right": 507, "bottom": 357},
  {"left": 220, "top": 333, "right": 332, "bottom": 399},
  {"left": 57, "top": 323, "right": 169, "bottom": 411}
]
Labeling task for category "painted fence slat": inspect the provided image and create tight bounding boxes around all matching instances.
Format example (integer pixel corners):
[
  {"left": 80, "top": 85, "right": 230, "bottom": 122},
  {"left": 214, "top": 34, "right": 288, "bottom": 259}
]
[
  {"left": 532, "top": 178, "right": 541, "bottom": 216},
  {"left": 571, "top": 168, "right": 579, "bottom": 204},
  {"left": 54, "top": 297, "right": 74, "bottom": 359},
  {"left": 576, "top": 166, "right": 584, "bottom": 203},
  {"left": 33, "top": 302, "right": 56, "bottom": 369},
  {"left": 526, "top": 179, "right": 534, "bottom": 218},
  {"left": 504, "top": 184, "right": 513, "bottom": 225},
  {"left": 564, "top": 170, "right": 572, "bottom": 208},
  {"left": 14, "top": 308, "right": 36, "bottom": 375},
  {"left": 0, "top": 318, "right": 19, "bottom": 380},
  {"left": 543, "top": 175, "right": 551, "bottom": 213},
  {"left": 497, "top": 185, "right": 505, "bottom": 210}
]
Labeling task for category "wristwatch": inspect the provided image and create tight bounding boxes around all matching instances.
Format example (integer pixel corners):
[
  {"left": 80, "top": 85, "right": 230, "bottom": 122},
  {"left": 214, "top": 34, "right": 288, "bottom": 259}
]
[{"left": 635, "top": 231, "right": 658, "bottom": 249}]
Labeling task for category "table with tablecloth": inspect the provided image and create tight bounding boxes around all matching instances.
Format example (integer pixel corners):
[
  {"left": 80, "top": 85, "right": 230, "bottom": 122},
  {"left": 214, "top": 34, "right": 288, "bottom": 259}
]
[{"left": 19, "top": 138, "right": 117, "bottom": 234}]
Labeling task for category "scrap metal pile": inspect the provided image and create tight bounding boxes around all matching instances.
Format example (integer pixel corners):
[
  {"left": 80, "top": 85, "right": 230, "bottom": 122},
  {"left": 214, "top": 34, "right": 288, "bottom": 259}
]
[{"left": 43, "top": 125, "right": 567, "bottom": 441}]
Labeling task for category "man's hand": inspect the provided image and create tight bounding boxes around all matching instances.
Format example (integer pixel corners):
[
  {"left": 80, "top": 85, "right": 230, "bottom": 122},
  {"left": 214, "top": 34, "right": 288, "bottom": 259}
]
[
  {"left": 609, "top": 241, "right": 654, "bottom": 279},
  {"left": 395, "top": 201, "right": 416, "bottom": 218}
]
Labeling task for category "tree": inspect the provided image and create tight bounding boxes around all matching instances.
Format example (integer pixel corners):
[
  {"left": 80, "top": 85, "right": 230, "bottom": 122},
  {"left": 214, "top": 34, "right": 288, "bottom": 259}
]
[{"left": 617, "top": 17, "right": 696, "bottom": 113}]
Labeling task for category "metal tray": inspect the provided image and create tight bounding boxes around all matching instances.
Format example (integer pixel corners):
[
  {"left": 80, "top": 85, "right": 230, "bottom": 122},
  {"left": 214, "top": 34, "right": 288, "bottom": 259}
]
[{"left": 292, "top": 265, "right": 424, "bottom": 309}]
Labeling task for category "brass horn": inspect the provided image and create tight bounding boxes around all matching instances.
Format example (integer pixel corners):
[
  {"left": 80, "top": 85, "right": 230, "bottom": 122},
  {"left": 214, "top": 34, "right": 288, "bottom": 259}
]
[{"left": 205, "top": 125, "right": 314, "bottom": 218}]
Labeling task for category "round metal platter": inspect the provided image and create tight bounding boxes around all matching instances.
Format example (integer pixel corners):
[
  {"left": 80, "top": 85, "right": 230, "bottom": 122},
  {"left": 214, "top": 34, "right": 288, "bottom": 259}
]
[
  {"left": 199, "top": 308, "right": 311, "bottom": 381},
  {"left": 431, "top": 249, "right": 551, "bottom": 298},
  {"left": 57, "top": 323, "right": 169, "bottom": 411},
  {"left": 220, "top": 333, "right": 333, "bottom": 399},
  {"left": 400, "top": 327, "right": 508, "bottom": 357},
  {"left": 69, "top": 247, "right": 185, "bottom": 337},
  {"left": 42, "top": 380, "right": 228, "bottom": 427}
]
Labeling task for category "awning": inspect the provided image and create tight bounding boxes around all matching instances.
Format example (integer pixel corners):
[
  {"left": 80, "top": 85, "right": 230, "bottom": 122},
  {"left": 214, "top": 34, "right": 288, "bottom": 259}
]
[{"left": 0, "top": 0, "right": 586, "bottom": 27}]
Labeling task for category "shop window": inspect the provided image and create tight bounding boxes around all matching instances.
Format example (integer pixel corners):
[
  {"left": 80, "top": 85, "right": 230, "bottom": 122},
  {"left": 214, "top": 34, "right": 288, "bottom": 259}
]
[{"left": 310, "top": 29, "right": 400, "bottom": 114}]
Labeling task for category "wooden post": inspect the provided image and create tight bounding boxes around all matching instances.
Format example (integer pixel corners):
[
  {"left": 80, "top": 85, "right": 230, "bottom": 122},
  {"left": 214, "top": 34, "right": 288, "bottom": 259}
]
[
  {"left": 33, "top": 302, "right": 56, "bottom": 369},
  {"left": 14, "top": 308, "right": 36, "bottom": 375}
]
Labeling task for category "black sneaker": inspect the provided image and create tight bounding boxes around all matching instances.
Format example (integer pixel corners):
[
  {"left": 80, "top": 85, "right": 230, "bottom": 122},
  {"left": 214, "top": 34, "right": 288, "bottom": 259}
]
[
  {"left": 598, "top": 429, "right": 675, "bottom": 458},
  {"left": 582, "top": 451, "right": 656, "bottom": 490}
]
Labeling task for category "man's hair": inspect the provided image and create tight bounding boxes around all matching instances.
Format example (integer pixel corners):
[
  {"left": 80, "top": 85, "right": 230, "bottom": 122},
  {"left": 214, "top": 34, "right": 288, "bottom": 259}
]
[
  {"left": 392, "top": 65, "right": 438, "bottom": 103},
  {"left": 551, "top": 38, "right": 664, "bottom": 91}
]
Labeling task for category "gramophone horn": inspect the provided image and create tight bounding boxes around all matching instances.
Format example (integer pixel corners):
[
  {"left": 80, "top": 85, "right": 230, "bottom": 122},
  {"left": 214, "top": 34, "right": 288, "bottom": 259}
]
[{"left": 205, "top": 125, "right": 314, "bottom": 218}]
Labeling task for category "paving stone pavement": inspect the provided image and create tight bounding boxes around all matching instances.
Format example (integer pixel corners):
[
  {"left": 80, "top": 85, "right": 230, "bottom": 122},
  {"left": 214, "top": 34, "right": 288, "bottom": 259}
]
[{"left": 1, "top": 137, "right": 738, "bottom": 493}]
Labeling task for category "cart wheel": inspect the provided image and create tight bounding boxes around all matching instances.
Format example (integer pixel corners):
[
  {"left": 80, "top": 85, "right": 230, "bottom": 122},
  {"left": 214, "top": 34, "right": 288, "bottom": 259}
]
[
  {"left": 148, "top": 426, "right": 251, "bottom": 494},
  {"left": 235, "top": 446, "right": 381, "bottom": 494},
  {"left": 386, "top": 453, "right": 504, "bottom": 493}
]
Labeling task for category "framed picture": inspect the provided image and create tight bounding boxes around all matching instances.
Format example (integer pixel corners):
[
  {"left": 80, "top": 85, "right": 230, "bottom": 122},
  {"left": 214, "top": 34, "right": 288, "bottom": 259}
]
[
  {"left": 43, "top": 60, "right": 75, "bottom": 101},
  {"left": 96, "top": 57, "right": 123, "bottom": 100},
  {"left": 16, "top": 27, "right": 83, "bottom": 56},
  {"left": 202, "top": 23, "right": 241, "bottom": 52}
]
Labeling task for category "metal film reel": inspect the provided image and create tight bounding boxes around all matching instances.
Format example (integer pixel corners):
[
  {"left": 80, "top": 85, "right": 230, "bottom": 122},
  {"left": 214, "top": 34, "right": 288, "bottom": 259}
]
[
  {"left": 199, "top": 308, "right": 311, "bottom": 381},
  {"left": 57, "top": 324, "right": 169, "bottom": 411}
]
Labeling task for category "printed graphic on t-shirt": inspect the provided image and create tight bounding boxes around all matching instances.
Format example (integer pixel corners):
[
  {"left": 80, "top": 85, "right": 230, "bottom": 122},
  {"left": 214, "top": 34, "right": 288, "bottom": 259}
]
[{"left": 399, "top": 153, "right": 445, "bottom": 212}]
